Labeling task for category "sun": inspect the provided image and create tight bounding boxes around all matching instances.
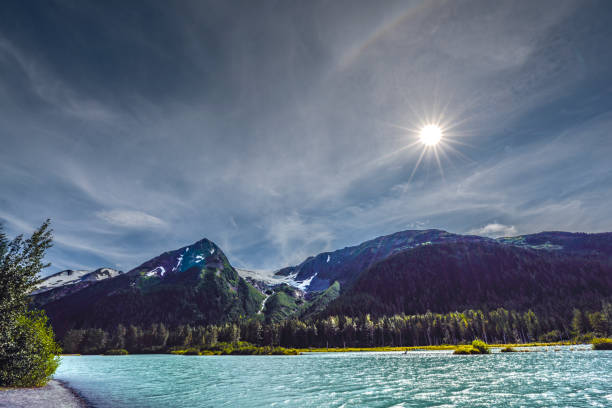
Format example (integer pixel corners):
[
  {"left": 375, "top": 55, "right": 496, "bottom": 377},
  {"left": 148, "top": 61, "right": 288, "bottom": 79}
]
[
  {"left": 419, "top": 125, "right": 442, "bottom": 146},
  {"left": 381, "top": 111, "right": 466, "bottom": 183}
]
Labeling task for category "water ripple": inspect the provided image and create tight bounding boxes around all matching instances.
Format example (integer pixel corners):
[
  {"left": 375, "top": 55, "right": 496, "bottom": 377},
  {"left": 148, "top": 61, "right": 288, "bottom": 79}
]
[{"left": 54, "top": 348, "right": 612, "bottom": 407}]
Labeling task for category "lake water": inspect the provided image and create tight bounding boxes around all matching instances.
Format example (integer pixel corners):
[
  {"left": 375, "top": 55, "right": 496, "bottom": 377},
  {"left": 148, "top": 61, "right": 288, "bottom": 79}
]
[{"left": 55, "top": 347, "right": 612, "bottom": 407}]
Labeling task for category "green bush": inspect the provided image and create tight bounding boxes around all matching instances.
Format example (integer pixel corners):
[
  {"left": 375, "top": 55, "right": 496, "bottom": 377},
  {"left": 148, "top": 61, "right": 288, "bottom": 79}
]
[
  {"left": 1, "top": 221, "right": 59, "bottom": 387},
  {"left": 471, "top": 340, "right": 490, "bottom": 354},
  {"left": 170, "top": 348, "right": 201, "bottom": 355},
  {"left": 453, "top": 346, "right": 475, "bottom": 355},
  {"left": 453, "top": 340, "right": 491, "bottom": 355},
  {"left": 104, "top": 349, "right": 129, "bottom": 355},
  {"left": 591, "top": 338, "right": 612, "bottom": 350},
  {"left": 0, "top": 311, "right": 61, "bottom": 387}
]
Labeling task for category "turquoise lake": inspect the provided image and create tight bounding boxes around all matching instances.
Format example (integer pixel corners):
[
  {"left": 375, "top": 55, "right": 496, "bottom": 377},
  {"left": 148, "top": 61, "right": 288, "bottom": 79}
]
[{"left": 55, "top": 348, "right": 612, "bottom": 407}]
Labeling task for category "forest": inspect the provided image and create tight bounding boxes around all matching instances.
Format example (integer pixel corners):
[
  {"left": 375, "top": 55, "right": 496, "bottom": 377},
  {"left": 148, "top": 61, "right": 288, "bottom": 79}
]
[{"left": 61, "top": 304, "right": 612, "bottom": 354}]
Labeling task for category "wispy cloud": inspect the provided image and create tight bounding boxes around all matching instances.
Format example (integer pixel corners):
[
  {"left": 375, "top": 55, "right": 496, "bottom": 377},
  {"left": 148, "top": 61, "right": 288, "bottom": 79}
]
[
  {"left": 1, "top": 0, "right": 611, "bottom": 275},
  {"left": 468, "top": 223, "right": 518, "bottom": 238},
  {"left": 97, "top": 210, "right": 166, "bottom": 229},
  {"left": 265, "top": 212, "right": 335, "bottom": 268},
  {"left": 0, "top": 37, "right": 115, "bottom": 121}
]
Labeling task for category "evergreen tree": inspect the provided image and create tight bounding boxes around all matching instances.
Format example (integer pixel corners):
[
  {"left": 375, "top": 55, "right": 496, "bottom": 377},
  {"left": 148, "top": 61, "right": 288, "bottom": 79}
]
[
  {"left": 82, "top": 328, "right": 107, "bottom": 354},
  {"left": 157, "top": 323, "right": 170, "bottom": 349},
  {"left": 111, "top": 324, "right": 127, "bottom": 350},
  {"left": 63, "top": 329, "right": 85, "bottom": 354},
  {"left": 0, "top": 221, "right": 60, "bottom": 387},
  {"left": 571, "top": 309, "right": 591, "bottom": 336},
  {"left": 126, "top": 325, "right": 142, "bottom": 352}
]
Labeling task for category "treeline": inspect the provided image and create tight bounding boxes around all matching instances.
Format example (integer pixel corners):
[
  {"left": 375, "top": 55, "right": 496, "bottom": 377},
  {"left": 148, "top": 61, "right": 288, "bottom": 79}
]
[{"left": 62, "top": 304, "right": 612, "bottom": 354}]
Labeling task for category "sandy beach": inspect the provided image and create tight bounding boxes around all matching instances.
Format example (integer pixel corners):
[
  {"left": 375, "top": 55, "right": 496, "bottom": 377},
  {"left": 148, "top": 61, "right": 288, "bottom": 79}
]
[{"left": 0, "top": 380, "right": 87, "bottom": 408}]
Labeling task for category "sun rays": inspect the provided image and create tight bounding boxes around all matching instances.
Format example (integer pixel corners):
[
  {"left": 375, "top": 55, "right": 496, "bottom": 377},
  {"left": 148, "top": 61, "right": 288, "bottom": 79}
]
[{"left": 381, "top": 109, "right": 475, "bottom": 184}]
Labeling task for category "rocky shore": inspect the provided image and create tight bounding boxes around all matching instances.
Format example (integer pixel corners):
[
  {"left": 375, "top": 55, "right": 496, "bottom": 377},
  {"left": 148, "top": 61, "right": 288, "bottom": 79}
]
[{"left": 0, "top": 380, "right": 87, "bottom": 408}]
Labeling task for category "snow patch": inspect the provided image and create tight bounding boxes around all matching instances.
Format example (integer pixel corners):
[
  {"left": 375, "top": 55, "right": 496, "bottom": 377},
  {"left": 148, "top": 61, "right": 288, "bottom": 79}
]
[
  {"left": 295, "top": 272, "right": 318, "bottom": 291},
  {"left": 209, "top": 248, "right": 215, "bottom": 254},
  {"left": 326, "top": 255, "right": 331, "bottom": 263},
  {"left": 235, "top": 268, "right": 319, "bottom": 292},
  {"left": 172, "top": 255, "right": 183, "bottom": 272},
  {"left": 32, "top": 268, "right": 123, "bottom": 295},
  {"left": 236, "top": 268, "right": 297, "bottom": 286},
  {"left": 32, "top": 270, "right": 89, "bottom": 294},
  {"left": 145, "top": 266, "right": 166, "bottom": 277}
]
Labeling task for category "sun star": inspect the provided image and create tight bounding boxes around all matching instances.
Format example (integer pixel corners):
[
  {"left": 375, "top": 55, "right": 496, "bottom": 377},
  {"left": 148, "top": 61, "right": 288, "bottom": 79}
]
[{"left": 419, "top": 125, "right": 442, "bottom": 146}]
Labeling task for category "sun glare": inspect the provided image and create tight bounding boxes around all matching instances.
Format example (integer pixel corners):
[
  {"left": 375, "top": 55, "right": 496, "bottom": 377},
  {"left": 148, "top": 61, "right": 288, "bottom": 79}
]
[
  {"left": 383, "top": 108, "right": 467, "bottom": 183},
  {"left": 420, "top": 125, "right": 442, "bottom": 146}
]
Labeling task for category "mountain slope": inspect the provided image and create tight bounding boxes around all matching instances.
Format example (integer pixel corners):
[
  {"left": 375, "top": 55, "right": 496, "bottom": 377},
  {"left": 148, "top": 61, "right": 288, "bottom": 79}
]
[
  {"left": 324, "top": 240, "right": 612, "bottom": 318},
  {"left": 498, "top": 231, "right": 612, "bottom": 259},
  {"left": 41, "top": 238, "right": 264, "bottom": 337},
  {"left": 31, "top": 268, "right": 123, "bottom": 306},
  {"left": 274, "top": 229, "right": 491, "bottom": 291}
]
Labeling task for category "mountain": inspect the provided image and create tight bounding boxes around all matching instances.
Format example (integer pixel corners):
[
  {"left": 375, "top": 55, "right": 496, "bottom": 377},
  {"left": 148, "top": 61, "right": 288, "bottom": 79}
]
[
  {"left": 31, "top": 268, "right": 123, "bottom": 306},
  {"left": 34, "top": 230, "right": 612, "bottom": 339},
  {"left": 273, "top": 229, "right": 491, "bottom": 291},
  {"left": 498, "top": 231, "right": 612, "bottom": 259},
  {"left": 39, "top": 238, "right": 265, "bottom": 337},
  {"left": 324, "top": 237, "right": 612, "bottom": 318}
]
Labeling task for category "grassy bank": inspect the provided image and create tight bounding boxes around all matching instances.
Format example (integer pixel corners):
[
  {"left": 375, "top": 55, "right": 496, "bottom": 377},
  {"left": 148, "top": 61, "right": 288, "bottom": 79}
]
[
  {"left": 296, "top": 345, "right": 456, "bottom": 353},
  {"left": 169, "top": 342, "right": 300, "bottom": 356},
  {"left": 59, "top": 339, "right": 602, "bottom": 356},
  {"left": 296, "top": 340, "right": 579, "bottom": 353},
  {"left": 591, "top": 338, "right": 612, "bottom": 350}
]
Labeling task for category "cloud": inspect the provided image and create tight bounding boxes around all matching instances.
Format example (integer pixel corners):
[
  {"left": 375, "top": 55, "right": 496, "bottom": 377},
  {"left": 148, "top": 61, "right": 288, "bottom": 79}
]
[
  {"left": 1, "top": 0, "right": 612, "bottom": 276},
  {"left": 97, "top": 210, "right": 166, "bottom": 229},
  {"left": 265, "top": 212, "right": 335, "bottom": 267},
  {"left": 468, "top": 223, "right": 518, "bottom": 238},
  {"left": 0, "top": 37, "right": 115, "bottom": 121}
]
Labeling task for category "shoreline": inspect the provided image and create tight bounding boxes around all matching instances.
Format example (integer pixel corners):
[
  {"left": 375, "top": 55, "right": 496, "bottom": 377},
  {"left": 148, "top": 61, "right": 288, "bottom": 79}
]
[
  {"left": 54, "top": 379, "right": 92, "bottom": 408},
  {"left": 58, "top": 341, "right": 586, "bottom": 356},
  {"left": 294, "top": 341, "right": 582, "bottom": 353},
  {"left": 0, "top": 379, "right": 90, "bottom": 408}
]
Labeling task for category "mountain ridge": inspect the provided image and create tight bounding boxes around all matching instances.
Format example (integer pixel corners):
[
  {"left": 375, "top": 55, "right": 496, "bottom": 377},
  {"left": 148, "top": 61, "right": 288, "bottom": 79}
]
[
  {"left": 31, "top": 229, "right": 612, "bottom": 339},
  {"left": 37, "top": 238, "right": 265, "bottom": 337},
  {"left": 324, "top": 239, "right": 612, "bottom": 318}
]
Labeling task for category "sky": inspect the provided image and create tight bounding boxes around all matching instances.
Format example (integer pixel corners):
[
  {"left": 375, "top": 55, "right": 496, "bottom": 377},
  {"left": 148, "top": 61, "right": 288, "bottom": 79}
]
[{"left": 1, "top": 0, "right": 612, "bottom": 275}]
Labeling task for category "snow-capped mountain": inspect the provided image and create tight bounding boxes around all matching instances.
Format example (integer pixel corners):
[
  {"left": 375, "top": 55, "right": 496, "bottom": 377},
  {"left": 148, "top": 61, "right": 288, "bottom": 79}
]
[
  {"left": 273, "top": 229, "right": 492, "bottom": 291},
  {"left": 126, "top": 238, "right": 228, "bottom": 278},
  {"left": 30, "top": 267, "right": 124, "bottom": 307},
  {"left": 32, "top": 267, "right": 123, "bottom": 295},
  {"left": 38, "top": 238, "right": 266, "bottom": 336},
  {"left": 30, "top": 239, "right": 232, "bottom": 308}
]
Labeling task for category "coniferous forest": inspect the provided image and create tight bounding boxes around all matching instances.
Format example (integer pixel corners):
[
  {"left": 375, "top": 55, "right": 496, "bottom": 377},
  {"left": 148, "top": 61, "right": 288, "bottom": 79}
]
[{"left": 61, "top": 304, "right": 612, "bottom": 354}]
